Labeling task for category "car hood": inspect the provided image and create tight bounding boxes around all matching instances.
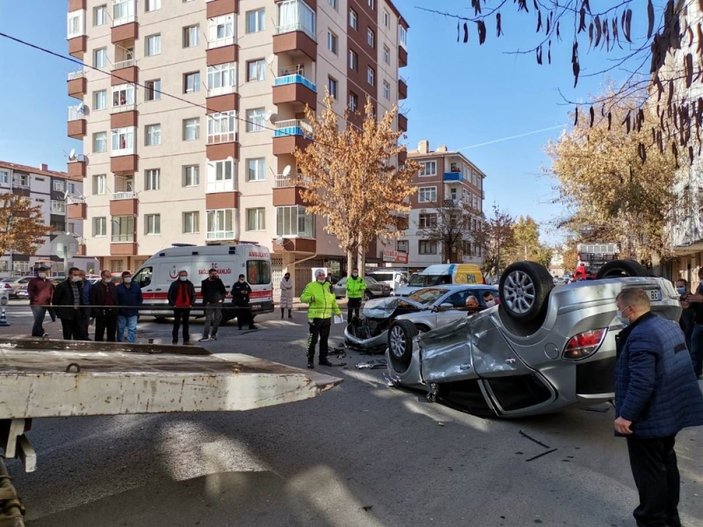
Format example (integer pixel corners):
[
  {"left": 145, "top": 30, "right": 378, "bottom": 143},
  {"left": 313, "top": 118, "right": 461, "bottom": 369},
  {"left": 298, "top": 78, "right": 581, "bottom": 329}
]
[{"left": 362, "top": 296, "right": 425, "bottom": 318}]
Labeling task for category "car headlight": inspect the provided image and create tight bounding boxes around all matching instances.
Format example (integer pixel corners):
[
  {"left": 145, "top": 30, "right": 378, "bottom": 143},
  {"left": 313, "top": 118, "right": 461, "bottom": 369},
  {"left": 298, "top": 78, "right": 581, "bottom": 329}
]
[{"left": 562, "top": 328, "right": 607, "bottom": 360}]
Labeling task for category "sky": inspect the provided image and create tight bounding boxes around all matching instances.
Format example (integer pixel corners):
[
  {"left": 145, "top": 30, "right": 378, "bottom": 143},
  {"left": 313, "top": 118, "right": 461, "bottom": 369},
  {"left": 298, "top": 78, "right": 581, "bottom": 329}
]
[{"left": 0, "top": 0, "right": 654, "bottom": 244}]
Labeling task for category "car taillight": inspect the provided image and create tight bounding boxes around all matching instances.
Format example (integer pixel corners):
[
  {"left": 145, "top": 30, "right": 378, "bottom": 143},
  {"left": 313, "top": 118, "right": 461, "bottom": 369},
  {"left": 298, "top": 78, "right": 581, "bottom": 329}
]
[{"left": 562, "top": 328, "right": 607, "bottom": 360}]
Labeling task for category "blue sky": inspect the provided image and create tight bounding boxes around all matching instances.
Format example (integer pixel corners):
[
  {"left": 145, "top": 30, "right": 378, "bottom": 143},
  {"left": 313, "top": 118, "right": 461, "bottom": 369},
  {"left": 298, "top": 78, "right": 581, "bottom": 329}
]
[{"left": 0, "top": 0, "right": 649, "bottom": 244}]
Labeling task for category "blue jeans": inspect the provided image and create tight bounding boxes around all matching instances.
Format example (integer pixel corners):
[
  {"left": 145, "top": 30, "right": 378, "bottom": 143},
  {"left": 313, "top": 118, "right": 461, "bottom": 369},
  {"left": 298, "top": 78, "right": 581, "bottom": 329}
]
[
  {"left": 31, "top": 305, "right": 47, "bottom": 337},
  {"left": 689, "top": 324, "right": 703, "bottom": 377},
  {"left": 117, "top": 315, "right": 138, "bottom": 343}
]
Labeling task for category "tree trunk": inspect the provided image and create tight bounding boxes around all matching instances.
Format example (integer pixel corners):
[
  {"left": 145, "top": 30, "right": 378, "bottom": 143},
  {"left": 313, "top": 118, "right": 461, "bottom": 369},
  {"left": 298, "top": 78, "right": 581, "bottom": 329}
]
[
  {"left": 356, "top": 233, "right": 365, "bottom": 276},
  {"left": 346, "top": 249, "right": 354, "bottom": 278}
]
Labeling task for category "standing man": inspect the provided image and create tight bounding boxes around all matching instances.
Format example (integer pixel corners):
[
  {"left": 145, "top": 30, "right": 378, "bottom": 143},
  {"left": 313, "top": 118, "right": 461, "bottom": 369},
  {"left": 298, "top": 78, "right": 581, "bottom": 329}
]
[
  {"left": 300, "top": 269, "right": 341, "bottom": 369},
  {"left": 231, "top": 274, "right": 256, "bottom": 330},
  {"left": 77, "top": 269, "right": 92, "bottom": 340},
  {"left": 27, "top": 265, "right": 54, "bottom": 337},
  {"left": 614, "top": 288, "right": 703, "bottom": 526},
  {"left": 52, "top": 267, "right": 85, "bottom": 340},
  {"left": 200, "top": 268, "right": 226, "bottom": 342},
  {"left": 90, "top": 269, "right": 118, "bottom": 342},
  {"left": 682, "top": 268, "right": 703, "bottom": 379},
  {"left": 345, "top": 268, "right": 366, "bottom": 322},
  {"left": 168, "top": 270, "right": 195, "bottom": 344},
  {"left": 279, "top": 272, "right": 294, "bottom": 319},
  {"left": 116, "top": 271, "right": 142, "bottom": 343}
]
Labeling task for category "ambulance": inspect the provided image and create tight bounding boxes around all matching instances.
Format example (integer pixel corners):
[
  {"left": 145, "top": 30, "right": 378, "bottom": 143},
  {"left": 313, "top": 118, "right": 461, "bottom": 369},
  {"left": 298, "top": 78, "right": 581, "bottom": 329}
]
[{"left": 131, "top": 243, "right": 274, "bottom": 320}]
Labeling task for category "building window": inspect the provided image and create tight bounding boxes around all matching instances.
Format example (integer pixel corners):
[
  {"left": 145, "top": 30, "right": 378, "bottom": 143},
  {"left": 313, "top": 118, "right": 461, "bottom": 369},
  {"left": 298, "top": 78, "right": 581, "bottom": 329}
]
[
  {"left": 384, "top": 9, "right": 391, "bottom": 27},
  {"left": 383, "top": 44, "right": 390, "bottom": 65},
  {"left": 367, "top": 67, "right": 375, "bottom": 86},
  {"left": 113, "top": 0, "right": 134, "bottom": 23},
  {"left": 183, "top": 24, "right": 199, "bottom": 47},
  {"left": 367, "top": 28, "right": 375, "bottom": 48},
  {"left": 207, "top": 159, "right": 235, "bottom": 193},
  {"left": 246, "top": 108, "right": 266, "bottom": 132},
  {"left": 145, "top": 34, "right": 161, "bottom": 56},
  {"left": 397, "top": 239, "right": 409, "bottom": 253},
  {"left": 419, "top": 240, "right": 438, "bottom": 255},
  {"left": 419, "top": 161, "right": 437, "bottom": 176},
  {"left": 418, "top": 186, "right": 437, "bottom": 203},
  {"left": 93, "top": 132, "right": 107, "bottom": 153},
  {"left": 245, "top": 8, "right": 265, "bottom": 33},
  {"left": 183, "top": 211, "right": 199, "bottom": 233},
  {"left": 418, "top": 213, "right": 437, "bottom": 229},
  {"left": 144, "top": 169, "right": 160, "bottom": 190},
  {"left": 144, "top": 214, "right": 161, "bottom": 235},
  {"left": 348, "top": 92, "right": 358, "bottom": 112},
  {"left": 51, "top": 200, "right": 65, "bottom": 215},
  {"left": 246, "top": 208, "right": 266, "bottom": 231},
  {"left": 111, "top": 127, "right": 135, "bottom": 154},
  {"left": 93, "top": 89, "right": 107, "bottom": 110},
  {"left": 327, "top": 30, "right": 338, "bottom": 54},
  {"left": 53, "top": 179, "right": 66, "bottom": 192},
  {"left": 207, "top": 111, "right": 236, "bottom": 144},
  {"left": 206, "top": 209, "right": 234, "bottom": 240},
  {"left": 209, "top": 14, "right": 235, "bottom": 46},
  {"left": 182, "top": 165, "right": 199, "bottom": 187},
  {"left": 349, "top": 8, "right": 358, "bottom": 30},
  {"left": 276, "top": 206, "right": 315, "bottom": 237},
  {"left": 183, "top": 71, "right": 200, "bottom": 93},
  {"left": 67, "top": 10, "right": 84, "bottom": 38},
  {"left": 145, "top": 79, "right": 161, "bottom": 101},
  {"left": 93, "top": 5, "right": 107, "bottom": 25},
  {"left": 93, "top": 217, "right": 107, "bottom": 237},
  {"left": 92, "top": 174, "right": 107, "bottom": 195},
  {"left": 112, "top": 84, "right": 135, "bottom": 108},
  {"left": 182, "top": 118, "right": 200, "bottom": 141},
  {"left": 94, "top": 47, "right": 107, "bottom": 68},
  {"left": 208, "top": 63, "right": 236, "bottom": 96},
  {"left": 246, "top": 59, "right": 266, "bottom": 81},
  {"left": 368, "top": 0, "right": 375, "bottom": 9},
  {"left": 0, "top": 170, "right": 8, "bottom": 185},
  {"left": 348, "top": 49, "right": 358, "bottom": 71},
  {"left": 327, "top": 0, "right": 338, "bottom": 9},
  {"left": 146, "top": 0, "right": 161, "bottom": 12},
  {"left": 246, "top": 158, "right": 265, "bottom": 181},
  {"left": 383, "top": 80, "right": 390, "bottom": 100},
  {"left": 112, "top": 216, "right": 134, "bottom": 242},
  {"left": 328, "top": 76, "right": 338, "bottom": 99},
  {"left": 399, "top": 26, "right": 408, "bottom": 48}
]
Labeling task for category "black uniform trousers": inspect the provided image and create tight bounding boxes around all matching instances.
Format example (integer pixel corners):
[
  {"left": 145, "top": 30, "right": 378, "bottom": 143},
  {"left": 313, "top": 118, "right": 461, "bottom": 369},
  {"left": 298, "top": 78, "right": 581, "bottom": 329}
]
[
  {"left": 172, "top": 308, "right": 191, "bottom": 342},
  {"left": 307, "top": 318, "right": 331, "bottom": 363},
  {"left": 347, "top": 297, "right": 362, "bottom": 322}
]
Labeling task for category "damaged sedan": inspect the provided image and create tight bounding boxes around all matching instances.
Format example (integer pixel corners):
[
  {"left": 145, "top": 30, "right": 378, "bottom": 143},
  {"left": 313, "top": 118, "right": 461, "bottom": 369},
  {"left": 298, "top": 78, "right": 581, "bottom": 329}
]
[{"left": 385, "top": 260, "right": 683, "bottom": 418}]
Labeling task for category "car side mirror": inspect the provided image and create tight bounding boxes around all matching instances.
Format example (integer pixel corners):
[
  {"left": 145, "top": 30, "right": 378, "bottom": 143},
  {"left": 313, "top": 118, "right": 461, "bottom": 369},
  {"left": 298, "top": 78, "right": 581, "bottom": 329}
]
[{"left": 435, "top": 303, "right": 453, "bottom": 312}]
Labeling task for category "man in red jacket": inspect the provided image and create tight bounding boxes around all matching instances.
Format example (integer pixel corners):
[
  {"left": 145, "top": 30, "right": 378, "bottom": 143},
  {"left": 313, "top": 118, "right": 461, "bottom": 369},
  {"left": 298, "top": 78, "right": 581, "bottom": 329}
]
[
  {"left": 27, "top": 265, "right": 54, "bottom": 337},
  {"left": 168, "top": 270, "right": 195, "bottom": 344}
]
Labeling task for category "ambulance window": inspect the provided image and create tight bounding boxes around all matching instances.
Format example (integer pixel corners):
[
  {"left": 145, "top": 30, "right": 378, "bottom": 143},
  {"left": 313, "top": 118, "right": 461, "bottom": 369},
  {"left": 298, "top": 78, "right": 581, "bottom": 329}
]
[
  {"left": 247, "top": 260, "right": 270, "bottom": 285},
  {"left": 133, "top": 267, "right": 152, "bottom": 287}
]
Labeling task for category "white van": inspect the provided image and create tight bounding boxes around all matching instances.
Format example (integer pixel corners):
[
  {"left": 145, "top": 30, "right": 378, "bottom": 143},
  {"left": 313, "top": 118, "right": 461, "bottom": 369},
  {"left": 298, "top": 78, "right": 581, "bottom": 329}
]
[
  {"left": 366, "top": 269, "right": 409, "bottom": 293},
  {"left": 394, "top": 263, "right": 485, "bottom": 296},
  {"left": 132, "top": 244, "right": 273, "bottom": 320}
]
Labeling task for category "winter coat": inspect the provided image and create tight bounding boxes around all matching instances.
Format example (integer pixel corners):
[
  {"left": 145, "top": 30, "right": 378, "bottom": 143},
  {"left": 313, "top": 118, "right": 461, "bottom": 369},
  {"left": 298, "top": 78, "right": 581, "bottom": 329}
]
[
  {"left": 231, "top": 281, "right": 252, "bottom": 307},
  {"left": 28, "top": 277, "right": 53, "bottom": 306},
  {"left": 279, "top": 277, "right": 294, "bottom": 309},
  {"left": 300, "top": 280, "right": 341, "bottom": 320},
  {"left": 116, "top": 283, "right": 143, "bottom": 317},
  {"left": 52, "top": 279, "right": 84, "bottom": 320},
  {"left": 201, "top": 277, "right": 226, "bottom": 304},
  {"left": 89, "top": 281, "right": 118, "bottom": 317},
  {"left": 167, "top": 280, "right": 195, "bottom": 308},
  {"left": 615, "top": 311, "right": 703, "bottom": 439},
  {"left": 346, "top": 275, "right": 366, "bottom": 299}
]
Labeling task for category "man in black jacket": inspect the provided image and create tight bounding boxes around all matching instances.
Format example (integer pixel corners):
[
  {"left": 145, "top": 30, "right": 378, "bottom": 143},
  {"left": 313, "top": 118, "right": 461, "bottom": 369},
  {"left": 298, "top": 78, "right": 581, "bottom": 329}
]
[
  {"left": 90, "top": 269, "right": 118, "bottom": 341},
  {"left": 52, "top": 267, "right": 85, "bottom": 340},
  {"left": 168, "top": 270, "right": 196, "bottom": 344},
  {"left": 200, "top": 268, "right": 226, "bottom": 342},
  {"left": 231, "top": 274, "right": 256, "bottom": 330}
]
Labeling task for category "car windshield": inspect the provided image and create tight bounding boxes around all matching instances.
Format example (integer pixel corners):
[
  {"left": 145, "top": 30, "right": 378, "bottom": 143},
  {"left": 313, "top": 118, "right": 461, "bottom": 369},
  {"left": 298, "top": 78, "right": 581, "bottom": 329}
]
[
  {"left": 369, "top": 273, "right": 393, "bottom": 282},
  {"left": 407, "top": 287, "right": 448, "bottom": 305},
  {"left": 408, "top": 274, "right": 447, "bottom": 287},
  {"left": 364, "top": 276, "right": 378, "bottom": 285}
]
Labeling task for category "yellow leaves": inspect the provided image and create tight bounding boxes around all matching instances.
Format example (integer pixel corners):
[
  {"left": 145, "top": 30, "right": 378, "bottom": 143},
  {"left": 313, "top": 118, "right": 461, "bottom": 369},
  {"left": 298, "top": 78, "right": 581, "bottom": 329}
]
[{"left": 0, "top": 193, "right": 51, "bottom": 256}]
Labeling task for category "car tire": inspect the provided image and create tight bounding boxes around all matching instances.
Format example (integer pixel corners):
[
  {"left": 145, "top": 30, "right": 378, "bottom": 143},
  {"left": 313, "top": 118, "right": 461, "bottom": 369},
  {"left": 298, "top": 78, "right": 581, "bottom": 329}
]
[
  {"left": 499, "top": 261, "right": 554, "bottom": 323},
  {"left": 387, "top": 319, "right": 418, "bottom": 373},
  {"left": 595, "top": 259, "right": 650, "bottom": 278}
]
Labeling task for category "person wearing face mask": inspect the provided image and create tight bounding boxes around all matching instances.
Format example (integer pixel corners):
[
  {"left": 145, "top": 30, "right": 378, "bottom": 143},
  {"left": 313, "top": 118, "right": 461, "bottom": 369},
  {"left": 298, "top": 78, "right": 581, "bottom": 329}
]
[
  {"left": 300, "top": 269, "right": 342, "bottom": 368},
  {"left": 279, "top": 272, "right": 294, "bottom": 319},
  {"left": 675, "top": 278, "right": 694, "bottom": 350},
  {"left": 613, "top": 287, "right": 703, "bottom": 527},
  {"left": 90, "top": 269, "right": 118, "bottom": 342},
  {"left": 27, "top": 265, "right": 54, "bottom": 337},
  {"left": 345, "top": 268, "right": 366, "bottom": 322},
  {"left": 231, "top": 274, "right": 256, "bottom": 330},
  {"left": 200, "top": 268, "right": 226, "bottom": 342},
  {"left": 482, "top": 291, "right": 497, "bottom": 309},
  {"left": 52, "top": 267, "right": 86, "bottom": 340},
  {"left": 116, "top": 271, "right": 143, "bottom": 343},
  {"left": 168, "top": 270, "right": 195, "bottom": 344}
]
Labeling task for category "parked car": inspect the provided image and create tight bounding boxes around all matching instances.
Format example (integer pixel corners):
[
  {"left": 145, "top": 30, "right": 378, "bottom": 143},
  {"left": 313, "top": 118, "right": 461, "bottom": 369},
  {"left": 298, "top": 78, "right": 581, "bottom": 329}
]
[
  {"left": 344, "top": 284, "right": 499, "bottom": 351},
  {"left": 333, "top": 275, "right": 391, "bottom": 300},
  {"left": 366, "top": 269, "right": 409, "bottom": 294},
  {"left": 0, "top": 276, "right": 34, "bottom": 299},
  {"left": 385, "top": 260, "right": 682, "bottom": 418}
]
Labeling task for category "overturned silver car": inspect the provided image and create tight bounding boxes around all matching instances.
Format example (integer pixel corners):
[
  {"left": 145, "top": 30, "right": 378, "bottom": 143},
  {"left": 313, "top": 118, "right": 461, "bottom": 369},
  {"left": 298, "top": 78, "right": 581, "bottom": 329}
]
[{"left": 385, "top": 260, "right": 682, "bottom": 418}]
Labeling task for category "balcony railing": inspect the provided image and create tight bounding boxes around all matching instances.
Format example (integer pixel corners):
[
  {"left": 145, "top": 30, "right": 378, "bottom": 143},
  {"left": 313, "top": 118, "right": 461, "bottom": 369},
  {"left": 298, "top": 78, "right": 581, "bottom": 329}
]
[
  {"left": 67, "top": 69, "right": 86, "bottom": 81},
  {"left": 111, "top": 233, "right": 134, "bottom": 242},
  {"left": 206, "top": 84, "right": 236, "bottom": 97},
  {"left": 274, "top": 119, "right": 312, "bottom": 138},
  {"left": 207, "top": 35, "right": 235, "bottom": 49},
  {"left": 274, "top": 74, "right": 317, "bottom": 92},
  {"left": 206, "top": 230, "right": 235, "bottom": 241},
  {"left": 111, "top": 102, "right": 136, "bottom": 114},
  {"left": 67, "top": 104, "right": 87, "bottom": 121},
  {"left": 443, "top": 172, "right": 464, "bottom": 182},
  {"left": 112, "top": 191, "right": 136, "bottom": 200},
  {"left": 113, "top": 58, "right": 136, "bottom": 70}
]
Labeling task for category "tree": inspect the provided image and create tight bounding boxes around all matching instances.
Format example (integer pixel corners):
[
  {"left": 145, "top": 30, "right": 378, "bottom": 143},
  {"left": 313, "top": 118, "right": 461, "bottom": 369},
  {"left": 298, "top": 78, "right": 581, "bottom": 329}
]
[
  {"left": 546, "top": 92, "right": 678, "bottom": 263},
  {"left": 508, "top": 216, "right": 552, "bottom": 267},
  {"left": 0, "top": 193, "right": 50, "bottom": 257},
  {"left": 416, "top": 199, "right": 475, "bottom": 263},
  {"left": 295, "top": 96, "right": 419, "bottom": 273},
  {"left": 475, "top": 203, "right": 515, "bottom": 277}
]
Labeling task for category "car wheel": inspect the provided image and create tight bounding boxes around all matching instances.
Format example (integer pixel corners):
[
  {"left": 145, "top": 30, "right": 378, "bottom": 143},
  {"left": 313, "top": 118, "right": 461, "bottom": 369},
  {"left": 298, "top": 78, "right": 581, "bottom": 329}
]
[
  {"left": 595, "top": 259, "right": 650, "bottom": 278},
  {"left": 499, "top": 261, "right": 554, "bottom": 323},
  {"left": 387, "top": 320, "right": 418, "bottom": 373}
]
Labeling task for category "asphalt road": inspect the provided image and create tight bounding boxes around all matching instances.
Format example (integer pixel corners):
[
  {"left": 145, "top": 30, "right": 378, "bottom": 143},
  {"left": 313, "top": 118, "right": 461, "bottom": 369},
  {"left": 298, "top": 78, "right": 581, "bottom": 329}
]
[{"left": 1, "top": 301, "right": 702, "bottom": 527}]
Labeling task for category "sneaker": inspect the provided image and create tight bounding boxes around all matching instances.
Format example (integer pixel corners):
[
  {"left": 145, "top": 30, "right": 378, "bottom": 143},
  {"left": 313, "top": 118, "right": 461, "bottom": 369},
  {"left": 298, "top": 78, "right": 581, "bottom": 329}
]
[
  {"left": 198, "top": 336, "right": 211, "bottom": 342},
  {"left": 42, "top": 333, "right": 49, "bottom": 338}
]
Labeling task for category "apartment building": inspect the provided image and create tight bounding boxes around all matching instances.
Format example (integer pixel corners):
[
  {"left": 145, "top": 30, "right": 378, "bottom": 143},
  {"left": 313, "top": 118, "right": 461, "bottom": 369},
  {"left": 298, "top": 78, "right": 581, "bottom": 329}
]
[
  {"left": 385, "top": 140, "right": 485, "bottom": 269},
  {"left": 0, "top": 161, "right": 85, "bottom": 276},
  {"left": 65, "top": 0, "right": 408, "bottom": 290}
]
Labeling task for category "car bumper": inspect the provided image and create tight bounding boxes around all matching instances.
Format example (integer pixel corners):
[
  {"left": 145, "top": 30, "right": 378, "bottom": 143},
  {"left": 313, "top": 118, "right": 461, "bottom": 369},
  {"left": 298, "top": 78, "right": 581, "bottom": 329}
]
[{"left": 343, "top": 326, "right": 388, "bottom": 350}]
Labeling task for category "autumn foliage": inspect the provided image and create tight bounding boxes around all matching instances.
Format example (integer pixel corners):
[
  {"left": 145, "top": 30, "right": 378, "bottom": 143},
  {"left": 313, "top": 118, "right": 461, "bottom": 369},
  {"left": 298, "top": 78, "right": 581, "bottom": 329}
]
[{"left": 0, "top": 193, "right": 51, "bottom": 256}]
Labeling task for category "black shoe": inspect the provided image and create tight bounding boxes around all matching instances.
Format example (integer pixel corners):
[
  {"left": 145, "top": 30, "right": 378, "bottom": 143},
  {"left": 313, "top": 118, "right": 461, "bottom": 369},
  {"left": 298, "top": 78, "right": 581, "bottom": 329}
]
[
  {"left": 249, "top": 325, "right": 257, "bottom": 330},
  {"left": 307, "top": 362, "right": 314, "bottom": 369},
  {"left": 319, "top": 360, "right": 333, "bottom": 366},
  {"left": 172, "top": 339, "right": 177, "bottom": 345},
  {"left": 183, "top": 340, "right": 191, "bottom": 345}
]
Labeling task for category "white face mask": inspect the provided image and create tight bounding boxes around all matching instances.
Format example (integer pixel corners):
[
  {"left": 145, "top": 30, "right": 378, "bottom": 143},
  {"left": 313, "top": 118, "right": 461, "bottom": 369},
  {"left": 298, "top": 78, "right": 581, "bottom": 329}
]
[
  {"left": 615, "top": 309, "right": 629, "bottom": 326},
  {"left": 179, "top": 276, "right": 187, "bottom": 282},
  {"left": 102, "top": 278, "right": 111, "bottom": 284},
  {"left": 485, "top": 300, "right": 496, "bottom": 308},
  {"left": 123, "top": 277, "right": 132, "bottom": 284},
  {"left": 71, "top": 276, "right": 81, "bottom": 283},
  {"left": 38, "top": 272, "right": 46, "bottom": 279}
]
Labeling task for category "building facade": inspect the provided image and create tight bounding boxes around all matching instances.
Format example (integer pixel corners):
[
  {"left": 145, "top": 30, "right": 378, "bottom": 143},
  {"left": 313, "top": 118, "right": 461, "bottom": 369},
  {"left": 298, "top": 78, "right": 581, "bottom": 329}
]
[
  {"left": 390, "top": 140, "right": 485, "bottom": 269},
  {"left": 0, "top": 161, "right": 86, "bottom": 276},
  {"left": 66, "top": 0, "right": 408, "bottom": 292}
]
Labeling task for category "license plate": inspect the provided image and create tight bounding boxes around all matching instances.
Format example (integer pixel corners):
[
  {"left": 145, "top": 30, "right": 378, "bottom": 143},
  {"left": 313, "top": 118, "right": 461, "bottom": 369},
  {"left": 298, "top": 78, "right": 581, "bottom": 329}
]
[
  {"left": 252, "top": 304, "right": 261, "bottom": 311},
  {"left": 644, "top": 288, "right": 662, "bottom": 302}
]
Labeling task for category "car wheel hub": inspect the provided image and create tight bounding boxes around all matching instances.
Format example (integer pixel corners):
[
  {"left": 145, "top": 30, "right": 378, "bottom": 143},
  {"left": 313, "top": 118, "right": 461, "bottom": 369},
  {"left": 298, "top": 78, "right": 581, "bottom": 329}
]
[
  {"left": 389, "top": 326, "right": 406, "bottom": 358},
  {"left": 503, "top": 270, "right": 536, "bottom": 314}
]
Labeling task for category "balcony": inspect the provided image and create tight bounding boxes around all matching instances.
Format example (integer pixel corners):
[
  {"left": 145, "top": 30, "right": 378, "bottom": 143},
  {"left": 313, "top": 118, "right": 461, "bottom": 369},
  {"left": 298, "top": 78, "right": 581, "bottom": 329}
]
[
  {"left": 67, "top": 70, "right": 87, "bottom": 99},
  {"left": 398, "top": 76, "right": 407, "bottom": 100},
  {"left": 272, "top": 237, "right": 316, "bottom": 254},
  {"left": 110, "top": 106, "right": 138, "bottom": 129},
  {"left": 67, "top": 203, "right": 87, "bottom": 220},
  {"left": 68, "top": 36, "right": 87, "bottom": 59},
  {"left": 274, "top": 1, "right": 317, "bottom": 61},
  {"left": 398, "top": 149, "right": 407, "bottom": 165},
  {"left": 205, "top": 192, "right": 239, "bottom": 209},
  {"left": 273, "top": 74, "right": 317, "bottom": 110},
  {"left": 110, "top": 242, "right": 137, "bottom": 255},
  {"left": 399, "top": 46, "right": 408, "bottom": 68},
  {"left": 273, "top": 120, "right": 312, "bottom": 155},
  {"left": 67, "top": 156, "right": 87, "bottom": 179},
  {"left": 111, "top": 60, "right": 138, "bottom": 86},
  {"left": 67, "top": 105, "right": 87, "bottom": 139},
  {"left": 206, "top": 141, "right": 240, "bottom": 161},
  {"left": 111, "top": 155, "right": 138, "bottom": 174},
  {"left": 206, "top": 0, "right": 237, "bottom": 19},
  {"left": 110, "top": 194, "right": 138, "bottom": 216},
  {"left": 398, "top": 112, "right": 408, "bottom": 132},
  {"left": 207, "top": 43, "right": 238, "bottom": 66},
  {"left": 207, "top": 36, "right": 236, "bottom": 50},
  {"left": 273, "top": 185, "right": 306, "bottom": 206},
  {"left": 443, "top": 172, "right": 464, "bottom": 182},
  {"left": 206, "top": 92, "right": 239, "bottom": 113}
]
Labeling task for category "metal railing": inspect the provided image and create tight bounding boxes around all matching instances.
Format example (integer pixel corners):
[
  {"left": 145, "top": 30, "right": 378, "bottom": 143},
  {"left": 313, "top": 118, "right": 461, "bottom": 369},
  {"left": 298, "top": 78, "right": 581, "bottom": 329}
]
[
  {"left": 207, "top": 35, "right": 235, "bottom": 49},
  {"left": 111, "top": 233, "right": 134, "bottom": 242},
  {"left": 274, "top": 119, "right": 312, "bottom": 138},
  {"left": 67, "top": 69, "right": 86, "bottom": 81},
  {"left": 274, "top": 74, "right": 317, "bottom": 92},
  {"left": 112, "top": 191, "right": 136, "bottom": 200},
  {"left": 113, "top": 58, "right": 136, "bottom": 70},
  {"left": 110, "top": 102, "right": 136, "bottom": 113},
  {"left": 67, "top": 105, "right": 87, "bottom": 121}
]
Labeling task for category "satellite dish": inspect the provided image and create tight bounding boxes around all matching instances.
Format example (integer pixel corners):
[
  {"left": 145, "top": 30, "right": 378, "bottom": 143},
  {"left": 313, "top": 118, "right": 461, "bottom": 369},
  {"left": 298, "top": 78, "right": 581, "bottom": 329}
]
[
  {"left": 268, "top": 112, "right": 278, "bottom": 124},
  {"left": 282, "top": 165, "right": 292, "bottom": 177},
  {"left": 265, "top": 55, "right": 275, "bottom": 65},
  {"left": 274, "top": 236, "right": 284, "bottom": 245},
  {"left": 76, "top": 103, "right": 86, "bottom": 114},
  {"left": 68, "top": 148, "right": 77, "bottom": 161}
]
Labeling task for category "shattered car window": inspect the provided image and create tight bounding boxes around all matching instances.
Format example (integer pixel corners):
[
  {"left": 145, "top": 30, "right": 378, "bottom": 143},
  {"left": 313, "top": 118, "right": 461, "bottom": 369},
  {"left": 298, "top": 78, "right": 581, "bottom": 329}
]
[{"left": 407, "top": 288, "right": 447, "bottom": 305}]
